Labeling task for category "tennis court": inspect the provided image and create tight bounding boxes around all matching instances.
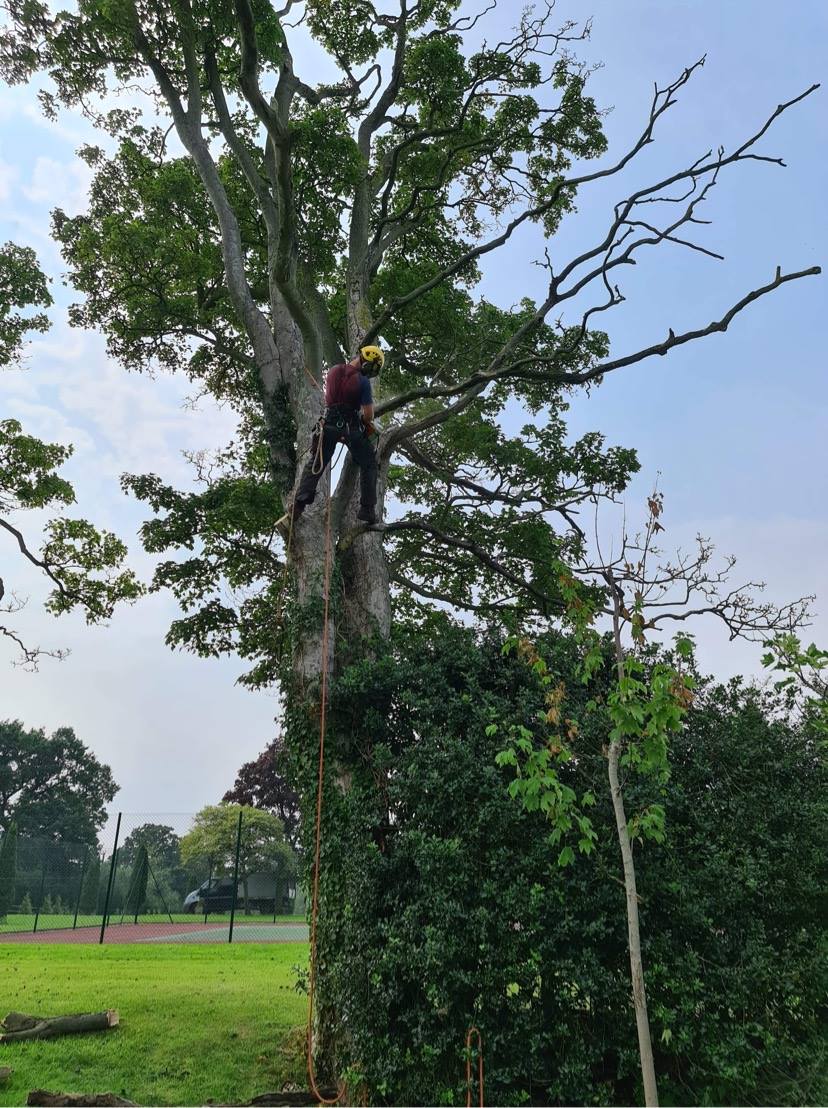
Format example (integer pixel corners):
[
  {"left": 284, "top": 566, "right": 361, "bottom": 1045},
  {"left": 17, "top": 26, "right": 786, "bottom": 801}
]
[{"left": 0, "top": 919, "right": 308, "bottom": 944}]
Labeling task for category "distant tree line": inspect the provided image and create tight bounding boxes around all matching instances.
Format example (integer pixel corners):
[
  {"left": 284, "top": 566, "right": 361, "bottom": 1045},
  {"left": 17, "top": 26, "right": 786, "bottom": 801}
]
[{"left": 0, "top": 712, "right": 297, "bottom": 918}]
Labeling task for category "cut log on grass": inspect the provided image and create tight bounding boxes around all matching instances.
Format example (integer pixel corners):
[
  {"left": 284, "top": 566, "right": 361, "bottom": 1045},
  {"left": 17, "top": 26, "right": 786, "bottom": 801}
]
[
  {"left": 1, "top": 1011, "right": 119, "bottom": 1043},
  {"left": 26, "top": 1093, "right": 136, "bottom": 1107}
]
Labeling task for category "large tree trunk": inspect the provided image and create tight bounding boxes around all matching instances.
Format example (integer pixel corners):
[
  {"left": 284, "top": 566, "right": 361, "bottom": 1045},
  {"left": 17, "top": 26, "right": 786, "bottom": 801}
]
[{"left": 283, "top": 346, "right": 393, "bottom": 1088}]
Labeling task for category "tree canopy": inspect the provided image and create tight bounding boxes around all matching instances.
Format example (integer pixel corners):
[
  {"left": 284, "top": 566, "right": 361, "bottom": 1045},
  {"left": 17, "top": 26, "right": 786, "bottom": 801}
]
[
  {"left": 180, "top": 802, "right": 294, "bottom": 882},
  {"left": 0, "top": 719, "right": 118, "bottom": 844},
  {"left": 120, "top": 822, "right": 181, "bottom": 870},
  {"left": 0, "top": 3, "right": 817, "bottom": 685},
  {"left": 0, "top": 821, "right": 18, "bottom": 920}
]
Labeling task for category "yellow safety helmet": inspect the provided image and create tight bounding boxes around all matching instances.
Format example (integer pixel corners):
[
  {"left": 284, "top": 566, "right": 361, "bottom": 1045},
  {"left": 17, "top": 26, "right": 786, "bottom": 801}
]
[{"left": 359, "top": 344, "right": 384, "bottom": 376}]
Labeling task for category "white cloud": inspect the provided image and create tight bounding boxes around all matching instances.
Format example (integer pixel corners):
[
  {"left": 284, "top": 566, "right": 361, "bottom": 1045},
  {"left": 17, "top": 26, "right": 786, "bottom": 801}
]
[
  {"left": 22, "top": 154, "right": 93, "bottom": 214},
  {"left": 4, "top": 396, "right": 95, "bottom": 456},
  {"left": 0, "top": 159, "right": 18, "bottom": 202},
  {"left": 21, "top": 101, "right": 92, "bottom": 149},
  {"left": 13, "top": 309, "right": 237, "bottom": 479}
]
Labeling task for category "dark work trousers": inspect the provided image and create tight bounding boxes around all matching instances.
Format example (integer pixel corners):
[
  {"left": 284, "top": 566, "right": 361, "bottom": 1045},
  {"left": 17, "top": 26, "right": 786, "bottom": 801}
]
[{"left": 295, "top": 409, "right": 377, "bottom": 513}]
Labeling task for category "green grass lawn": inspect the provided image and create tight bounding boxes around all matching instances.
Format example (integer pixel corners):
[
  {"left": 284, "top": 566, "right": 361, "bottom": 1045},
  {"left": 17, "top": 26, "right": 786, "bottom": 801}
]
[
  {"left": 0, "top": 913, "right": 297, "bottom": 934},
  {"left": 0, "top": 944, "right": 308, "bottom": 1106}
]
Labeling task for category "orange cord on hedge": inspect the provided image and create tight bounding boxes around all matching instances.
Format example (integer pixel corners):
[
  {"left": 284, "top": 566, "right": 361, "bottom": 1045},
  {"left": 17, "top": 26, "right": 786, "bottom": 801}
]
[{"left": 466, "top": 1026, "right": 484, "bottom": 1107}]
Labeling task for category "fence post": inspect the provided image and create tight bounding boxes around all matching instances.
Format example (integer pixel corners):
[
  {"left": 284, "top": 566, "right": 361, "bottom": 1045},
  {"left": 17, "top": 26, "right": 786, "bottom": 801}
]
[
  {"left": 99, "top": 812, "right": 122, "bottom": 945},
  {"left": 228, "top": 809, "right": 243, "bottom": 945},
  {"left": 203, "top": 858, "right": 213, "bottom": 926},
  {"left": 32, "top": 863, "right": 47, "bottom": 934},
  {"left": 72, "top": 849, "right": 88, "bottom": 930}
]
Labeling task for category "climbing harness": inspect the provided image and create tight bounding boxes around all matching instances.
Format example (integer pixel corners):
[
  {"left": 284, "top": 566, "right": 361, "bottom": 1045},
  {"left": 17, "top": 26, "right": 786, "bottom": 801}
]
[{"left": 465, "top": 1026, "right": 484, "bottom": 1108}]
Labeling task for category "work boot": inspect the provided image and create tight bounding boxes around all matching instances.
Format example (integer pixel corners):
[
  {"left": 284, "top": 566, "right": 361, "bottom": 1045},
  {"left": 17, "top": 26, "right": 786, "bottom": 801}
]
[{"left": 357, "top": 506, "right": 377, "bottom": 525}]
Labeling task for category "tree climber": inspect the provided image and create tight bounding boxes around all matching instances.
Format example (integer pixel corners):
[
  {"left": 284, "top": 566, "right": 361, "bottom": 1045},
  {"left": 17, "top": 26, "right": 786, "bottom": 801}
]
[{"left": 285, "top": 345, "right": 384, "bottom": 528}]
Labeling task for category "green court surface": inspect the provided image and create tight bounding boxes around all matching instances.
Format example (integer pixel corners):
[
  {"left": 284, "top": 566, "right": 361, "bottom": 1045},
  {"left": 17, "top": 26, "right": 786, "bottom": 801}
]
[
  {"left": 0, "top": 944, "right": 309, "bottom": 1107},
  {"left": 135, "top": 922, "right": 310, "bottom": 943}
]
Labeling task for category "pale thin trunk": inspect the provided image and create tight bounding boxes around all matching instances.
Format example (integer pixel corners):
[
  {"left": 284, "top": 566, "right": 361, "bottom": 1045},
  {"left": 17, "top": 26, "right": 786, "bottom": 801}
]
[
  {"left": 608, "top": 740, "right": 658, "bottom": 1107},
  {"left": 609, "top": 591, "right": 659, "bottom": 1108}
]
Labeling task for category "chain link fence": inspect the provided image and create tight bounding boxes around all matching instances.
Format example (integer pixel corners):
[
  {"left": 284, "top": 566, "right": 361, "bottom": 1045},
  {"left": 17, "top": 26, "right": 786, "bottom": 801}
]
[{"left": 0, "top": 810, "right": 308, "bottom": 944}]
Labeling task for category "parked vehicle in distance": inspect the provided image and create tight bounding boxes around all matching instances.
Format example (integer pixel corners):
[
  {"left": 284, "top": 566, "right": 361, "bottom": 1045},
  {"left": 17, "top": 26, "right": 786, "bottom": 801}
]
[{"left": 183, "top": 871, "right": 295, "bottom": 915}]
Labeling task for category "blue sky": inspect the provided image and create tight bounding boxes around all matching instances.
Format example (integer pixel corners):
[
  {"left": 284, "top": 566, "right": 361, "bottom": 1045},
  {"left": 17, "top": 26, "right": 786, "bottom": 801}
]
[{"left": 0, "top": 1, "right": 825, "bottom": 817}]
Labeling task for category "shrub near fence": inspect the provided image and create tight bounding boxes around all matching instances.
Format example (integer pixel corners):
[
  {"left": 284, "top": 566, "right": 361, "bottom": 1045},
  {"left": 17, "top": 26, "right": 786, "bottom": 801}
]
[{"left": 0, "top": 808, "right": 304, "bottom": 943}]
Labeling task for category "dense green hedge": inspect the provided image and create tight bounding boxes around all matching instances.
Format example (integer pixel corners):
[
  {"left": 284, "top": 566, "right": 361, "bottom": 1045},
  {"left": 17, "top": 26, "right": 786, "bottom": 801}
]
[{"left": 297, "top": 623, "right": 825, "bottom": 1105}]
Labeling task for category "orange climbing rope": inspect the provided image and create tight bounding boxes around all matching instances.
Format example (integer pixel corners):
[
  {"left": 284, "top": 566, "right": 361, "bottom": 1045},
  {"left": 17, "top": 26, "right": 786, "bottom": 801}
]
[
  {"left": 465, "top": 1026, "right": 484, "bottom": 1107},
  {"left": 303, "top": 361, "right": 322, "bottom": 391}
]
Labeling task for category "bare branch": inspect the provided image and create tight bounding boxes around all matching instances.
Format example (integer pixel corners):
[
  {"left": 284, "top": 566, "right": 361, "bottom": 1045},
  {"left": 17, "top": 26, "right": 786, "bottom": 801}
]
[
  {"left": 564, "top": 265, "right": 821, "bottom": 387},
  {"left": 0, "top": 517, "right": 70, "bottom": 600},
  {"left": 577, "top": 490, "right": 813, "bottom": 655},
  {"left": 363, "top": 58, "right": 709, "bottom": 344},
  {"left": 0, "top": 620, "right": 67, "bottom": 668}
]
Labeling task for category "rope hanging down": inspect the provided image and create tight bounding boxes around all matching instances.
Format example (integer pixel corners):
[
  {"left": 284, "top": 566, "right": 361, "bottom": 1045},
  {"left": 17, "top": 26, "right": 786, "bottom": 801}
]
[{"left": 466, "top": 1026, "right": 484, "bottom": 1107}]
